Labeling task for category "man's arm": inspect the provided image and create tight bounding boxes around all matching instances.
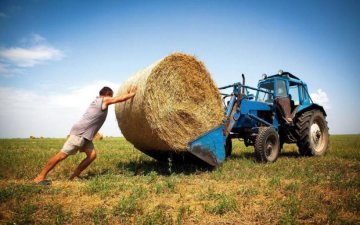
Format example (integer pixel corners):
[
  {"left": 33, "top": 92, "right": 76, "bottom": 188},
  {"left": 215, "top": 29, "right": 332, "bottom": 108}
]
[{"left": 102, "top": 86, "right": 137, "bottom": 109}]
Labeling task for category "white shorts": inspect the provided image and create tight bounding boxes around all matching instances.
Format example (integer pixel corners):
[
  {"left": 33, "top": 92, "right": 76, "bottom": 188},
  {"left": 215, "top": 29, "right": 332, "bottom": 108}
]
[{"left": 61, "top": 135, "right": 94, "bottom": 155}]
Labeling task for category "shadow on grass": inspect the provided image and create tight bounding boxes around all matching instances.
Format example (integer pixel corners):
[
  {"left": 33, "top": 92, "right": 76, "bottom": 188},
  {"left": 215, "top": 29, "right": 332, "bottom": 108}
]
[
  {"left": 279, "top": 151, "right": 301, "bottom": 158},
  {"left": 79, "top": 169, "right": 111, "bottom": 180},
  {"left": 229, "top": 150, "right": 301, "bottom": 161},
  {"left": 117, "top": 153, "right": 214, "bottom": 176},
  {"left": 116, "top": 150, "right": 302, "bottom": 176}
]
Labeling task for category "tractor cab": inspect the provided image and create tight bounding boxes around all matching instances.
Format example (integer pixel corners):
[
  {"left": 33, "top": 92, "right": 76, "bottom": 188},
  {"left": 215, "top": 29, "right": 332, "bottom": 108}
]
[{"left": 256, "top": 71, "right": 312, "bottom": 123}]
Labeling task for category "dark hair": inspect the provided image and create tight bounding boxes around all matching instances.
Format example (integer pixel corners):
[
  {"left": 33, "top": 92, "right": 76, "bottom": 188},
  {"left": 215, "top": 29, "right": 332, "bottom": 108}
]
[{"left": 99, "top": 86, "right": 113, "bottom": 96}]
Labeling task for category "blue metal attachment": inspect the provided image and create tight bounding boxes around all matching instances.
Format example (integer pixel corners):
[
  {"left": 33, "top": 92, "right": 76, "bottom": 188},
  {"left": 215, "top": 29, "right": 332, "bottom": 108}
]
[{"left": 187, "top": 125, "right": 226, "bottom": 166}]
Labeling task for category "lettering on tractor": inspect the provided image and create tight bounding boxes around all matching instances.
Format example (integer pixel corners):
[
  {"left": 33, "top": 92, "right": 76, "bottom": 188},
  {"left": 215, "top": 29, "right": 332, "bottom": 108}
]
[{"left": 188, "top": 71, "right": 329, "bottom": 166}]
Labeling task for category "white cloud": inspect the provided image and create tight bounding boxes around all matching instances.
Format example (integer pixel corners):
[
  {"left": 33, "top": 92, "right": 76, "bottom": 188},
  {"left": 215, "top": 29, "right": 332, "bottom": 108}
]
[
  {"left": 0, "top": 81, "right": 122, "bottom": 138},
  {"left": 310, "top": 89, "right": 330, "bottom": 109},
  {"left": 0, "top": 33, "right": 65, "bottom": 76},
  {"left": 50, "top": 81, "right": 119, "bottom": 108},
  {"left": 0, "top": 45, "right": 64, "bottom": 67}
]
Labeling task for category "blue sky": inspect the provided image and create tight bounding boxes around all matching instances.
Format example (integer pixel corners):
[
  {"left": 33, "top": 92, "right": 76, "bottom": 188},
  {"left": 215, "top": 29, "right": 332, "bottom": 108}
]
[{"left": 0, "top": 0, "right": 359, "bottom": 138}]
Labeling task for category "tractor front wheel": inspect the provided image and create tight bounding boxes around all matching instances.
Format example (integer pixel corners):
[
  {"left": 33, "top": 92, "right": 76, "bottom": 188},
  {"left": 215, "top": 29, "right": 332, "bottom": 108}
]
[{"left": 254, "top": 127, "right": 280, "bottom": 163}]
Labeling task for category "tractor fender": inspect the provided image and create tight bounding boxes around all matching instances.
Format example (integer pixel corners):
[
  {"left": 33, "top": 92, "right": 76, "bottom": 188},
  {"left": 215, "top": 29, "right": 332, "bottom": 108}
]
[{"left": 295, "top": 103, "right": 327, "bottom": 117}]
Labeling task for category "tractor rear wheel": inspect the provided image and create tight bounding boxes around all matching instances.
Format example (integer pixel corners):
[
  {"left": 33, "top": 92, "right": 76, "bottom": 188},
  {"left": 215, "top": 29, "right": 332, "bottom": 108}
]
[
  {"left": 225, "top": 136, "right": 232, "bottom": 157},
  {"left": 254, "top": 127, "right": 280, "bottom": 163},
  {"left": 296, "top": 110, "right": 329, "bottom": 156}
]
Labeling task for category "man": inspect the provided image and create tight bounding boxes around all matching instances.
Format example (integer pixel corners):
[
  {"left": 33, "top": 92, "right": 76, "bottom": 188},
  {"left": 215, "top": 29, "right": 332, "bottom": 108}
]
[{"left": 34, "top": 86, "right": 136, "bottom": 185}]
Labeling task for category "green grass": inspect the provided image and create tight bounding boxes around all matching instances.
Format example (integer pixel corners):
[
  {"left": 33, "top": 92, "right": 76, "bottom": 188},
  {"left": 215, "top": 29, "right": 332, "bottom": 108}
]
[{"left": 0, "top": 135, "right": 359, "bottom": 224}]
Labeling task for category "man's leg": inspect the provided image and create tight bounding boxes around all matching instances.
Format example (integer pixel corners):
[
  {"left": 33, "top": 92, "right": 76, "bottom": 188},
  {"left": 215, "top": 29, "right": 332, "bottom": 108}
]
[
  {"left": 34, "top": 152, "right": 68, "bottom": 183},
  {"left": 69, "top": 149, "right": 96, "bottom": 180}
]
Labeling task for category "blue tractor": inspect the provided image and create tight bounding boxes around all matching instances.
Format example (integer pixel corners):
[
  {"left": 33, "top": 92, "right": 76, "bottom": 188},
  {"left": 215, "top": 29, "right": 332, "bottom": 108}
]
[{"left": 188, "top": 71, "right": 329, "bottom": 166}]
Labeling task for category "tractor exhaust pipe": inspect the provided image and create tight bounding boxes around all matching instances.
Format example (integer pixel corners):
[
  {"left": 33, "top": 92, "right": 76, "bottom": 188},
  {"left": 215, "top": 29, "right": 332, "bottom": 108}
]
[{"left": 242, "top": 74, "right": 245, "bottom": 94}]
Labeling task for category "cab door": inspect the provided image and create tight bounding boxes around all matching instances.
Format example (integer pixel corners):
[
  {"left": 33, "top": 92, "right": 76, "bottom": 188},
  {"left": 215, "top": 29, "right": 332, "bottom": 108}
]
[{"left": 274, "top": 79, "right": 292, "bottom": 122}]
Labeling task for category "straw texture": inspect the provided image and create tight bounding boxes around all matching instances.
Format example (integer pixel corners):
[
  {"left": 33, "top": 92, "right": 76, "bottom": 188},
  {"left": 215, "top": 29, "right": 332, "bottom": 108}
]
[{"left": 115, "top": 53, "right": 223, "bottom": 153}]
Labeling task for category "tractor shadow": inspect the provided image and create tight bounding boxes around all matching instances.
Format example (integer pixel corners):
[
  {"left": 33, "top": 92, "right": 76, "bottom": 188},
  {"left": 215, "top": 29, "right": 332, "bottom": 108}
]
[
  {"left": 229, "top": 150, "right": 301, "bottom": 161},
  {"left": 279, "top": 151, "right": 302, "bottom": 158},
  {"left": 117, "top": 153, "right": 214, "bottom": 176},
  {"left": 117, "top": 150, "right": 301, "bottom": 176}
]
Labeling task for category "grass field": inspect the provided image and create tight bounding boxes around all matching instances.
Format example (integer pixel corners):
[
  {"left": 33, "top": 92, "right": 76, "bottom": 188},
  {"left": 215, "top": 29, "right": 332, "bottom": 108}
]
[{"left": 0, "top": 135, "right": 359, "bottom": 224}]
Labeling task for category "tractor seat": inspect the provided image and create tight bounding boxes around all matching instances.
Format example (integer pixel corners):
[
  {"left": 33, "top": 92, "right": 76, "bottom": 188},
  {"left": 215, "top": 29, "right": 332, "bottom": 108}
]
[{"left": 275, "top": 97, "right": 293, "bottom": 123}]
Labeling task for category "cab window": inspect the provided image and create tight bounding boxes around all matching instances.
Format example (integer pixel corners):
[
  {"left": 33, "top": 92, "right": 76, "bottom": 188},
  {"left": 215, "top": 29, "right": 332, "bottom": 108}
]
[
  {"left": 289, "top": 85, "right": 300, "bottom": 105},
  {"left": 276, "top": 80, "right": 287, "bottom": 97},
  {"left": 257, "top": 81, "right": 274, "bottom": 103}
]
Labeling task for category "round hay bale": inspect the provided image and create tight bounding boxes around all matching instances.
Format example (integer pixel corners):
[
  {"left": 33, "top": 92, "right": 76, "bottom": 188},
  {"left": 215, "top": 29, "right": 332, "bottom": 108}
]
[{"left": 115, "top": 53, "right": 223, "bottom": 153}]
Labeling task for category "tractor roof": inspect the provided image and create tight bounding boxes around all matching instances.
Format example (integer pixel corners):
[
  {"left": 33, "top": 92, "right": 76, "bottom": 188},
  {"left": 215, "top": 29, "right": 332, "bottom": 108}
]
[{"left": 264, "top": 71, "right": 300, "bottom": 81}]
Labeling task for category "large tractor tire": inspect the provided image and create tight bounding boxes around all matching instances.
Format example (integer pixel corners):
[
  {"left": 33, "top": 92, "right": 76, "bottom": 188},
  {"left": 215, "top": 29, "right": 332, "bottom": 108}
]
[
  {"left": 295, "top": 110, "right": 329, "bottom": 156},
  {"left": 254, "top": 127, "right": 280, "bottom": 163},
  {"left": 225, "top": 136, "right": 232, "bottom": 158}
]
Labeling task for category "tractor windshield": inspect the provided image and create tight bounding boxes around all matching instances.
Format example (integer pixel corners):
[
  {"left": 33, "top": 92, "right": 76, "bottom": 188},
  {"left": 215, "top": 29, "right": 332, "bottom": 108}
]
[{"left": 257, "top": 81, "right": 274, "bottom": 103}]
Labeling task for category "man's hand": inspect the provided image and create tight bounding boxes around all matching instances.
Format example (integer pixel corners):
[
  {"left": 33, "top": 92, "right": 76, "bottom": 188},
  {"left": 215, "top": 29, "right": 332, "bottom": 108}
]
[{"left": 127, "top": 85, "right": 137, "bottom": 94}]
